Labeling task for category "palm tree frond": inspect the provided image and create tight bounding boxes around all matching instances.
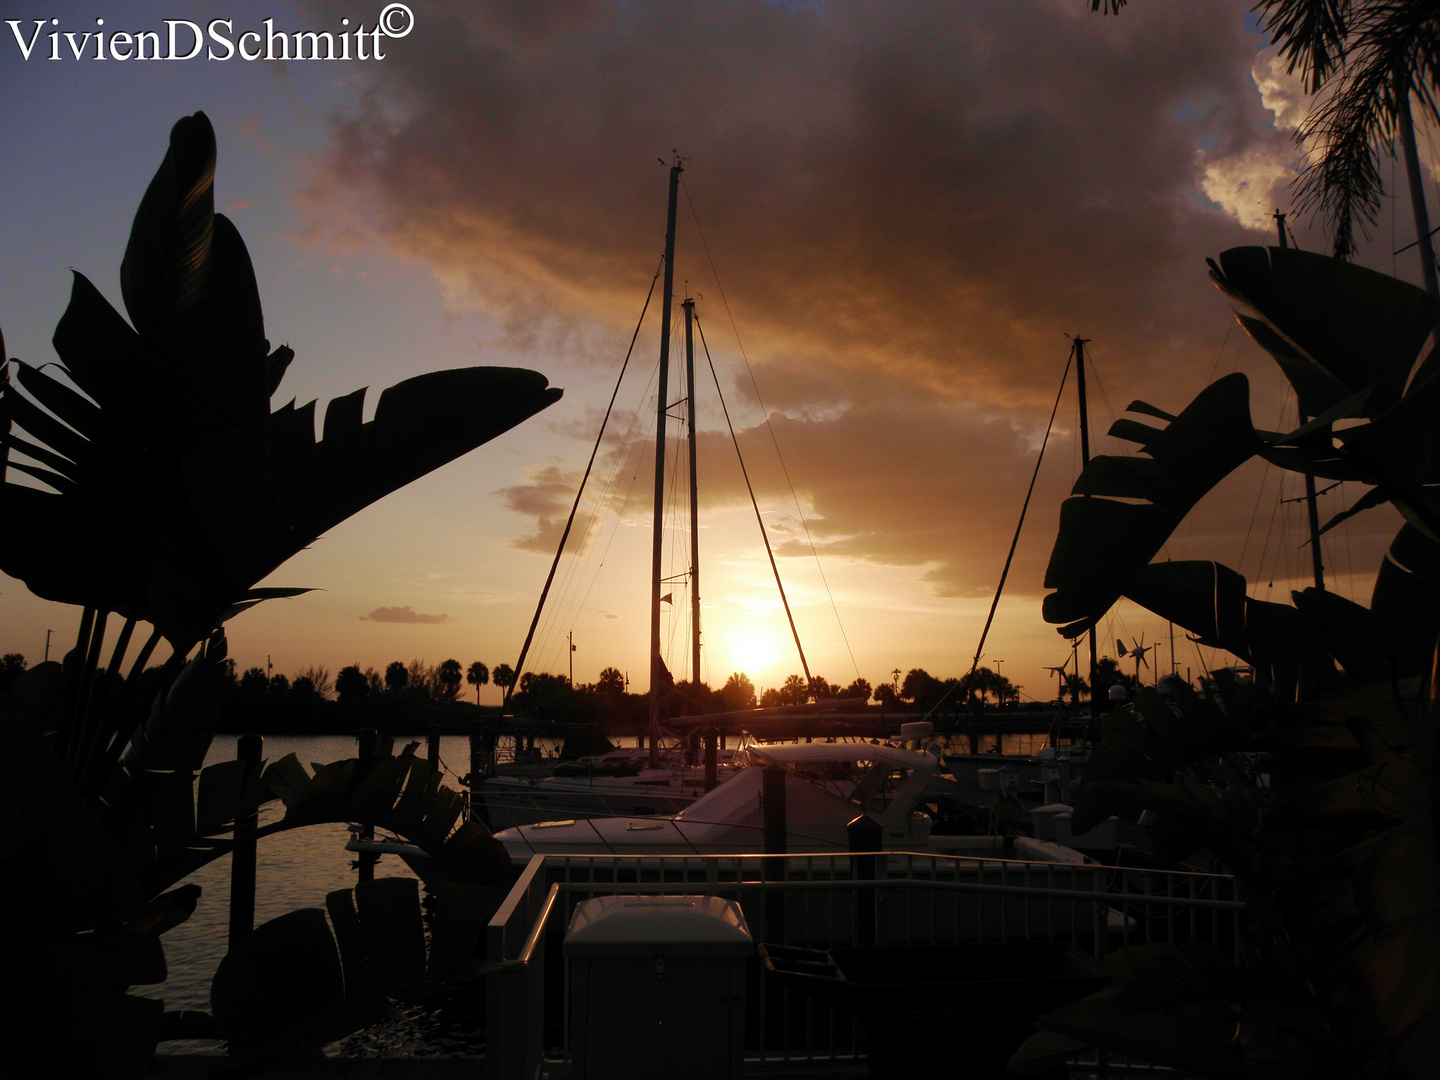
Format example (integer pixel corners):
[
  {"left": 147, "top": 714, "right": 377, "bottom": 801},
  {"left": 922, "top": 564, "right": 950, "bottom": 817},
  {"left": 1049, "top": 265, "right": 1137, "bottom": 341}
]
[{"left": 1257, "top": 0, "right": 1355, "bottom": 93}]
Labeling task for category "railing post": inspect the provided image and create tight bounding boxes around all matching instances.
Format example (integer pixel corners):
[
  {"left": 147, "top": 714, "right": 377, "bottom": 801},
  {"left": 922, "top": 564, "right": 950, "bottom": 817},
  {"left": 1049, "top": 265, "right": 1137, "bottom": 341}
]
[
  {"left": 356, "top": 727, "right": 379, "bottom": 883},
  {"left": 848, "top": 814, "right": 882, "bottom": 947},
  {"left": 703, "top": 726, "right": 718, "bottom": 792},
  {"left": 228, "top": 732, "right": 262, "bottom": 947},
  {"left": 762, "top": 764, "right": 786, "bottom": 943},
  {"left": 427, "top": 722, "right": 441, "bottom": 769},
  {"left": 467, "top": 717, "right": 489, "bottom": 824}
]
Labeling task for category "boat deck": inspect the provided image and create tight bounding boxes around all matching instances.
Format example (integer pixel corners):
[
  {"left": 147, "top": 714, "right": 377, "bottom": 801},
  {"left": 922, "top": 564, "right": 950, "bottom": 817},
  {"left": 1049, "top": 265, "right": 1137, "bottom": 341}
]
[
  {"left": 151, "top": 1056, "right": 868, "bottom": 1078},
  {"left": 152, "top": 1057, "right": 486, "bottom": 1078}
]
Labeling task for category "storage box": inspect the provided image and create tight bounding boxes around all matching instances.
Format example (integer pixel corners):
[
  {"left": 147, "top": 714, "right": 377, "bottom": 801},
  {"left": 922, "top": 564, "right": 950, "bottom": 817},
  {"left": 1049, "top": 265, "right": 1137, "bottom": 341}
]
[{"left": 565, "top": 895, "right": 752, "bottom": 1079}]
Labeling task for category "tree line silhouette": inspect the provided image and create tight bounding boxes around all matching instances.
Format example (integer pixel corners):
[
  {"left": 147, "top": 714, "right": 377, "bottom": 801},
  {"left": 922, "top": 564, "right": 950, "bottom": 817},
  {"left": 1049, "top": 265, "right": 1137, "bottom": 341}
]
[{"left": 0, "top": 649, "right": 1148, "bottom": 738}]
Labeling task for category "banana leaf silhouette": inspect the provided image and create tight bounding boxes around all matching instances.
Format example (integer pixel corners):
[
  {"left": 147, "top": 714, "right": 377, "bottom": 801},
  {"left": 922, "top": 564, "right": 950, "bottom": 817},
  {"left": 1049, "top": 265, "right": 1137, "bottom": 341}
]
[
  {"left": 1044, "top": 247, "right": 1440, "bottom": 691},
  {"left": 1, "top": 110, "right": 560, "bottom": 810},
  {"left": 2, "top": 113, "right": 560, "bottom": 1072},
  {"left": 1026, "top": 248, "right": 1440, "bottom": 1076},
  {"left": 2, "top": 113, "right": 561, "bottom": 649}
]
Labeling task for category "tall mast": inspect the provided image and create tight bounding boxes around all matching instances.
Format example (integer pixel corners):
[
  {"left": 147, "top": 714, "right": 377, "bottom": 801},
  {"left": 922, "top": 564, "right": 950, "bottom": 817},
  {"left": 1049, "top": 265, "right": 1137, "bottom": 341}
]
[
  {"left": 1397, "top": 68, "right": 1440, "bottom": 300},
  {"left": 1074, "top": 336, "right": 1099, "bottom": 722},
  {"left": 1279, "top": 207, "right": 1327, "bottom": 591},
  {"left": 649, "top": 157, "right": 682, "bottom": 767},
  {"left": 684, "top": 297, "right": 701, "bottom": 687}
]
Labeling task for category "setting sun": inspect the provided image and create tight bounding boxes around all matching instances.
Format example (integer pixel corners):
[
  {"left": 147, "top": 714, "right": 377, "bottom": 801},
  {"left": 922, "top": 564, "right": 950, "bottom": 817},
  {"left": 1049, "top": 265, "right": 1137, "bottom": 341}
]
[{"left": 721, "top": 628, "right": 782, "bottom": 685}]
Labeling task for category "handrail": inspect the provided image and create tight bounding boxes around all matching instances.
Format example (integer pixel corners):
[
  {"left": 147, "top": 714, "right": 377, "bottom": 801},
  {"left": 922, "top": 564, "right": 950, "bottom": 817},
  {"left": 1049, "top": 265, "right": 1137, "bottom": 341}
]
[
  {"left": 485, "top": 849, "right": 1243, "bottom": 1075},
  {"left": 524, "top": 846, "right": 1237, "bottom": 878},
  {"left": 518, "top": 883, "right": 561, "bottom": 965},
  {"left": 540, "top": 875, "right": 1246, "bottom": 909}
]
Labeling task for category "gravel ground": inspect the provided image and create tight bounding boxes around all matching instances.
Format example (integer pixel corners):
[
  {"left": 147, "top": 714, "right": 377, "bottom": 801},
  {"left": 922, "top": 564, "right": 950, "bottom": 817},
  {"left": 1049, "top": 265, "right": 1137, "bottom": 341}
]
[{"left": 338, "top": 992, "right": 487, "bottom": 1058}]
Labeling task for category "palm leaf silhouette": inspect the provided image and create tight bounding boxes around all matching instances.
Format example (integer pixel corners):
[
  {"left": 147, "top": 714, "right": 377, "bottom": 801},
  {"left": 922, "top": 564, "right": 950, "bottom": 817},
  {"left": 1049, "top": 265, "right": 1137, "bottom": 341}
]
[
  {"left": 1, "top": 112, "right": 561, "bottom": 649},
  {"left": 1031, "top": 245, "right": 1440, "bottom": 1075},
  {"left": 2, "top": 113, "right": 559, "bottom": 1070}
]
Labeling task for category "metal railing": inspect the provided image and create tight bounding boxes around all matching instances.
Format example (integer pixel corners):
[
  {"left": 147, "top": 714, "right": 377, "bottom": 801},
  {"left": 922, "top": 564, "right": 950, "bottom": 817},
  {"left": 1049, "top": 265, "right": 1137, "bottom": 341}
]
[{"left": 485, "top": 852, "right": 1245, "bottom": 1078}]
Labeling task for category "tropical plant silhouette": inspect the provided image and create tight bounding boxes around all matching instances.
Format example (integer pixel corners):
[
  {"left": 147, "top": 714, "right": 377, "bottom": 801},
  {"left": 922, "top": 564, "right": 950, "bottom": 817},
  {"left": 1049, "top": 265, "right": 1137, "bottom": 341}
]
[
  {"left": 1021, "top": 245, "right": 1440, "bottom": 1077},
  {"left": 1, "top": 112, "right": 560, "bottom": 1074}
]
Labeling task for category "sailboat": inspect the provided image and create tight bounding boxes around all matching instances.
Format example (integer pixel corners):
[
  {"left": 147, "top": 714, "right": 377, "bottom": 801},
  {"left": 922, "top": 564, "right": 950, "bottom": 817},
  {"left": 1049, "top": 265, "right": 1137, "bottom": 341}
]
[
  {"left": 469, "top": 157, "right": 823, "bottom": 829},
  {"left": 350, "top": 165, "right": 1108, "bottom": 889}
]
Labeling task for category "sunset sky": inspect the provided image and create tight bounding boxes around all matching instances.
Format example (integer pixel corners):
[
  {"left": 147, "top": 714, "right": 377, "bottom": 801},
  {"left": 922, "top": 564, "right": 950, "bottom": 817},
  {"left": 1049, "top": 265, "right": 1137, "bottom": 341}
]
[{"left": 2, "top": 1, "right": 1431, "bottom": 706}]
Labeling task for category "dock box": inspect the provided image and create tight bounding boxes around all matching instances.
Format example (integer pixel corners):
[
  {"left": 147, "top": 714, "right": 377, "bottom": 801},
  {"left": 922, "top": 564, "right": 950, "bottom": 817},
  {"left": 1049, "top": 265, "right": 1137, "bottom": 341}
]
[
  {"left": 565, "top": 894, "right": 753, "bottom": 1080},
  {"left": 977, "top": 767, "right": 1019, "bottom": 792}
]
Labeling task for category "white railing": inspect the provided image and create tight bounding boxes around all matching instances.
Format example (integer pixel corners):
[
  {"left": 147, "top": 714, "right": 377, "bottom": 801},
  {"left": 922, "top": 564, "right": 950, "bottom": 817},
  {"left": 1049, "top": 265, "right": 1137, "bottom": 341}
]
[{"left": 485, "top": 852, "right": 1244, "bottom": 1077}]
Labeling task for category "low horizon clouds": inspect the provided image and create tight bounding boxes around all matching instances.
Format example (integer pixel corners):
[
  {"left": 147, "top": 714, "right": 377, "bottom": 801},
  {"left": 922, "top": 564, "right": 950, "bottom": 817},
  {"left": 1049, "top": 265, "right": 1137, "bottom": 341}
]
[{"left": 362, "top": 606, "right": 450, "bottom": 624}]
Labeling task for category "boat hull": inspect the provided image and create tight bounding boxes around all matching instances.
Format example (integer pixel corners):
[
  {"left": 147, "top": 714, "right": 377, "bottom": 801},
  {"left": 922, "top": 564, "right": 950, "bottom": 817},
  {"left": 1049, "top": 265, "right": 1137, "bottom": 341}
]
[{"left": 475, "top": 772, "right": 711, "bottom": 831}]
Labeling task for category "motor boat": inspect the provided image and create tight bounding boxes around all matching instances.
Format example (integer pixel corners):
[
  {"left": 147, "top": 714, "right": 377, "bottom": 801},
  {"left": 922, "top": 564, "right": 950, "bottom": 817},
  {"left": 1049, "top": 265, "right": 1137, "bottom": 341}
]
[
  {"left": 473, "top": 745, "right": 745, "bottom": 831},
  {"left": 493, "top": 740, "right": 1087, "bottom": 868}
]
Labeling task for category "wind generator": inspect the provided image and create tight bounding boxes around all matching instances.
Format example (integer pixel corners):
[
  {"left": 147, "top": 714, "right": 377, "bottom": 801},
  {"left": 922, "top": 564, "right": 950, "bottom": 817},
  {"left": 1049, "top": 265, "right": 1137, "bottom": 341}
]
[
  {"left": 1044, "top": 656, "right": 1071, "bottom": 702},
  {"left": 1118, "top": 636, "right": 1152, "bottom": 686}
]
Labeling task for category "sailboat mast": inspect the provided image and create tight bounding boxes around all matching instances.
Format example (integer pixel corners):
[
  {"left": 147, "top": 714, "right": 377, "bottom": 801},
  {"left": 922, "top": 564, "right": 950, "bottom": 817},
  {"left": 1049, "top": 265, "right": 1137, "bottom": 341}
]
[
  {"left": 649, "top": 157, "right": 682, "bottom": 767},
  {"left": 1397, "top": 69, "right": 1440, "bottom": 300},
  {"left": 684, "top": 297, "right": 701, "bottom": 686},
  {"left": 1074, "top": 336, "right": 1100, "bottom": 722},
  {"left": 1278, "top": 208, "right": 1328, "bottom": 592}
]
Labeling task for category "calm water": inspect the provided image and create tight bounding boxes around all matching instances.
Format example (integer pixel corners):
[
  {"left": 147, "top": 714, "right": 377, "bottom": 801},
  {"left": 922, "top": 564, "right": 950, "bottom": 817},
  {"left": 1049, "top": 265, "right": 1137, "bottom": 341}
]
[{"left": 160, "top": 733, "right": 478, "bottom": 1019}]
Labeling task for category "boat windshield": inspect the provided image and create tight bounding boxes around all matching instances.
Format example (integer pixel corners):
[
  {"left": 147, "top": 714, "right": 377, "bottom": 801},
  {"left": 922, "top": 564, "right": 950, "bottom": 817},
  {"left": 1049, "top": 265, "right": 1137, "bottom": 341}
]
[
  {"left": 847, "top": 760, "right": 911, "bottom": 815},
  {"left": 777, "top": 756, "right": 913, "bottom": 816}
]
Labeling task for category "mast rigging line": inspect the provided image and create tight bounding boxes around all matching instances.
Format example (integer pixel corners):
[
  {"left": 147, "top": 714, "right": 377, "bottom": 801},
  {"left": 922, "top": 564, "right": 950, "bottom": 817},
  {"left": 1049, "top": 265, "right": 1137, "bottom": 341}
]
[
  {"left": 967, "top": 344, "right": 1076, "bottom": 680},
  {"left": 528, "top": 382, "right": 657, "bottom": 679},
  {"left": 505, "top": 255, "right": 666, "bottom": 707},
  {"left": 528, "top": 362, "right": 658, "bottom": 675},
  {"left": 681, "top": 174, "right": 861, "bottom": 683},
  {"left": 695, "top": 314, "right": 812, "bottom": 687}
]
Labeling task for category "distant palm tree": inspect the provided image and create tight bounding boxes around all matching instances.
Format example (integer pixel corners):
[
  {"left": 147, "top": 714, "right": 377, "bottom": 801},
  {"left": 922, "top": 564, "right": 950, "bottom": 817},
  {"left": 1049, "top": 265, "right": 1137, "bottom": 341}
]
[
  {"left": 596, "top": 666, "right": 626, "bottom": 695},
  {"left": 719, "top": 671, "right": 755, "bottom": 709},
  {"left": 384, "top": 660, "right": 408, "bottom": 694},
  {"left": 781, "top": 673, "right": 808, "bottom": 705},
  {"left": 466, "top": 660, "right": 490, "bottom": 703},
  {"left": 437, "top": 659, "right": 463, "bottom": 701},
  {"left": 335, "top": 664, "right": 369, "bottom": 703}
]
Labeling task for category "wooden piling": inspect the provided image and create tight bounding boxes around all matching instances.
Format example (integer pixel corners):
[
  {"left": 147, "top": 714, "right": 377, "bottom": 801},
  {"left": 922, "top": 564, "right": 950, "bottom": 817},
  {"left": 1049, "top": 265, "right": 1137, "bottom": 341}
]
[
  {"left": 228, "top": 732, "right": 262, "bottom": 947},
  {"left": 356, "top": 727, "right": 379, "bottom": 884},
  {"left": 848, "top": 814, "right": 883, "bottom": 948}
]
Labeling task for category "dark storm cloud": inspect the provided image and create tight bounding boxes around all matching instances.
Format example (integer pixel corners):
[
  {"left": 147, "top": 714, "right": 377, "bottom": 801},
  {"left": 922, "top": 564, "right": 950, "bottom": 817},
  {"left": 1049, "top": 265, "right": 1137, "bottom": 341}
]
[
  {"left": 309, "top": 0, "right": 1272, "bottom": 392},
  {"left": 306, "top": 0, "right": 1303, "bottom": 595}
]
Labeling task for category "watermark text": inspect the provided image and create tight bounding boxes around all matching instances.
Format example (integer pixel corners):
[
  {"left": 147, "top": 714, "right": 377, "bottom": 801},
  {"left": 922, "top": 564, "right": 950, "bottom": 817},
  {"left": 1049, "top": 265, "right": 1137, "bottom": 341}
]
[{"left": 6, "top": 4, "right": 414, "bottom": 62}]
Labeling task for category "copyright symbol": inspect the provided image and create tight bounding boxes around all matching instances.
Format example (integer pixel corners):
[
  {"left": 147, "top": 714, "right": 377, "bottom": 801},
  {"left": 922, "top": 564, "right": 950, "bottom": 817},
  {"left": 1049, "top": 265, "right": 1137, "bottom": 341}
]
[{"left": 378, "top": 3, "right": 414, "bottom": 38}]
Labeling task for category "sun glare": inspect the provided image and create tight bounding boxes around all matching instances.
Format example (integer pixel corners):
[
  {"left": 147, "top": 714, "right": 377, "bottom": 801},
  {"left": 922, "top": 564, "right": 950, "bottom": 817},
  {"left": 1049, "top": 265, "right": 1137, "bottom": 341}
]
[{"left": 724, "top": 629, "right": 781, "bottom": 683}]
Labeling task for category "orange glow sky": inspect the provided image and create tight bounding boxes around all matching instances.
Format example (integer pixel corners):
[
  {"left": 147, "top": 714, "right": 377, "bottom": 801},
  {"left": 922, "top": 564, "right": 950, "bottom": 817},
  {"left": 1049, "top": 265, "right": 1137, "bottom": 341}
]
[{"left": 1, "top": 1, "right": 1429, "bottom": 705}]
